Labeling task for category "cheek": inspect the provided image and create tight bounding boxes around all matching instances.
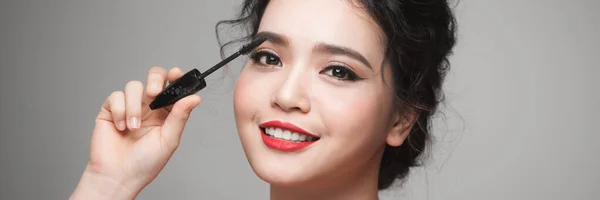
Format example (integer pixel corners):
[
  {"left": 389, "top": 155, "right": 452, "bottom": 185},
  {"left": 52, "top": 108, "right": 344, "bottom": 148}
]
[
  {"left": 234, "top": 65, "right": 278, "bottom": 126},
  {"left": 310, "top": 84, "right": 394, "bottom": 175},
  {"left": 234, "top": 66, "right": 260, "bottom": 123},
  {"left": 317, "top": 84, "right": 393, "bottom": 147}
]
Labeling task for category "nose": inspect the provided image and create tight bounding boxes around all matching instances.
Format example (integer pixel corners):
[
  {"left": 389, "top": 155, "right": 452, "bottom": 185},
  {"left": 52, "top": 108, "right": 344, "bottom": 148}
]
[{"left": 271, "top": 69, "right": 311, "bottom": 113}]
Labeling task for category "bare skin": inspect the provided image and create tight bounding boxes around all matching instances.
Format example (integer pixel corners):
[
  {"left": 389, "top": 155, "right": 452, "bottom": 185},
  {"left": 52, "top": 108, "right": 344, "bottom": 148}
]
[
  {"left": 70, "top": 1, "right": 416, "bottom": 199},
  {"left": 70, "top": 67, "right": 201, "bottom": 200}
]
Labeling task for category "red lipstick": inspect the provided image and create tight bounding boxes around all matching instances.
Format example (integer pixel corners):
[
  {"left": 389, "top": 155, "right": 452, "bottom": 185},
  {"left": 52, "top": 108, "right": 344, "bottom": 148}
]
[{"left": 259, "top": 121, "right": 320, "bottom": 152}]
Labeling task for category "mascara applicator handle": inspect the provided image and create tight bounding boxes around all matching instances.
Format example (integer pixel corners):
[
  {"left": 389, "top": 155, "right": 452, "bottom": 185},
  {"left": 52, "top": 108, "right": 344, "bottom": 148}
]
[
  {"left": 148, "top": 37, "right": 267, "bottom": 110},
  {"left": 149, "top": 69, "right": 206, "bottom": 110}
]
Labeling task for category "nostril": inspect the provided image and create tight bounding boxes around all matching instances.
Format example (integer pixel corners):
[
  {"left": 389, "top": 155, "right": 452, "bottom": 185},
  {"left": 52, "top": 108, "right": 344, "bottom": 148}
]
[
  {"left": 270, "top": 86, "right": 311, "bottom": 113},
  {"left": 271, "top": 102, "right": 308, "bottom": 113}
]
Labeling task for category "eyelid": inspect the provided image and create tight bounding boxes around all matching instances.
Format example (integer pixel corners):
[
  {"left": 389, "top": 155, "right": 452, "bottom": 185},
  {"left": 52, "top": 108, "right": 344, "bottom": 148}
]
[
  {"left": 321, "top": 62, "right": 365, "bottom": 82},
  {"left": 251, "top": 48, "right": 279, "bottom": 57},
  {"left": 250, "top": 48, "right": 283, "bottom": 67},
  {"left": 326, "top": 61, "right": 350, "bottom": 68},
  {"left": 325, "top": 61, "right": 359, "bottom": 75}
]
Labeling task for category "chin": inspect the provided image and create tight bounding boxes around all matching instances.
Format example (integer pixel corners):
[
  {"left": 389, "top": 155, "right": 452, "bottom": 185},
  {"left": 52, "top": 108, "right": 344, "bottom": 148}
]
[{"left": 249, "top": 158, "right": 316, "bottom": 187}]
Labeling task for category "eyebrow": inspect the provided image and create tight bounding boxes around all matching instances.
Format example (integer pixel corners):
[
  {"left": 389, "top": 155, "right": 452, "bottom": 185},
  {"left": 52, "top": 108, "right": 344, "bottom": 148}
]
[
  {"left": 313, "top": 44, "right": 372, "bottom": 69},
  {"left": 255, "top": 31, "right": 289, "bottom": 46},
  {"left": 254, "top": 31, "right": 372, "bottom": 69}
]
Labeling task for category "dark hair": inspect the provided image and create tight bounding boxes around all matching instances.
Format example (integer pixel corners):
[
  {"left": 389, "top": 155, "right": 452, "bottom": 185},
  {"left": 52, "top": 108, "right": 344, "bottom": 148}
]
[{"left": 216, "top": 0, "right": 457, "bottom": 190}]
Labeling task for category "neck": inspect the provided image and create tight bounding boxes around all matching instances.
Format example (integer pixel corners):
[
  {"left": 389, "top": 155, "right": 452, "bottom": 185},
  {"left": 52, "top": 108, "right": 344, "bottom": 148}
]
[
  {"left": 270, "top": 153, "right": 383, "bottom": 200},
  {"left": 270, "top": 177, "right": 379, "bottom": 200}
]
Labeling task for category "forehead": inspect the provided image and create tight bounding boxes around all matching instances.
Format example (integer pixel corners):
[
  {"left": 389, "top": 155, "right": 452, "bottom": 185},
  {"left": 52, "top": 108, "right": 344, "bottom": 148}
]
[{"left": 257, "top": 0, "right": 386, "bottom": 60}]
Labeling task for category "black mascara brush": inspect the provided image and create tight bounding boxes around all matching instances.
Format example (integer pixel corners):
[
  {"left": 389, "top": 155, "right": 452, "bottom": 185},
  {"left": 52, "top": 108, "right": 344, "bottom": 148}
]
[{"left": 149, "top": 38, "right": 267, "bottom": 110}]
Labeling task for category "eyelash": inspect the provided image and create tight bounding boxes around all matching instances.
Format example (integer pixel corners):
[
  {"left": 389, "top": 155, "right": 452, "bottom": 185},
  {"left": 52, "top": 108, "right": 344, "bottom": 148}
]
[
  {"left": 249, "top": 50, "right": 364, "bottom": 82},
  {"left": 250, "top": 50, "right": 282, "bottom": 67}
]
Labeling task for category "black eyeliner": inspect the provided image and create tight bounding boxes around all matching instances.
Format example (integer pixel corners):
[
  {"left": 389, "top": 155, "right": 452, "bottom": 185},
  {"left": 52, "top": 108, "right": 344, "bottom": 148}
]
[
  {"left": 149, "top": 38, "right": 267, "bottom": 110},
  {"left": 250, "top": 50, "right": 282, "bottom": 66}
]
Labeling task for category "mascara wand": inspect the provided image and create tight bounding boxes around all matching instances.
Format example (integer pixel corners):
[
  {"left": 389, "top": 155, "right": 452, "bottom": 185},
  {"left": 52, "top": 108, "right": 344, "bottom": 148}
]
[{"left": 149, "top": 38, "right": 267, "bottom": 110}]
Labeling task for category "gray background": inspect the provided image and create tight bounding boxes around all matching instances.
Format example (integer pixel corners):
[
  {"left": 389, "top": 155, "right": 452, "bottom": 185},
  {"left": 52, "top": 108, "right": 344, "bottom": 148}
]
[{"left": 0, "top": 0, "right": 598, "bottom": 199}]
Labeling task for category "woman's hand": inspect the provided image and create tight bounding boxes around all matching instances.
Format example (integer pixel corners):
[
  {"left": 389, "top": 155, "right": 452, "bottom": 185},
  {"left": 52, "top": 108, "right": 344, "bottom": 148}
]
[{"left": 70, "top": 66, "right": 202, "bottom": 200}]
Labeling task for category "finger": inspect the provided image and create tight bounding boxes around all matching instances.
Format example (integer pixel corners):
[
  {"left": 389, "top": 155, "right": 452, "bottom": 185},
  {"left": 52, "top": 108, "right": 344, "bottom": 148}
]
[
  {"left": 145, "top": 66, "right": 168, "bottom": 98},
  {"left": 161, "top": 94, "right": 201, "bottom": 149},
  {"left": 125, "top": 80, "right": 144, "bottom": 131},
  {"left": 167, "top": 67, "right": 185, "bottom": 84},
  {"left": 99, "top": 91, "right": 127, "bottom": 131},
  {"left": 108, "top": 91, "right": 127, "bottom": 131}
]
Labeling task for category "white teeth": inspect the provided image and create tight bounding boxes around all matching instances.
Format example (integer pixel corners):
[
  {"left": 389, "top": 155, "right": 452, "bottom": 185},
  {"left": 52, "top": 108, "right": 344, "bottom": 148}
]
[
  {"left": 263, "top": 127, "right": 317, "bottom": 142},
  {"left": 266, "top": 128, "right": 273, "bottom": 135},
  {"left": 299, "top": 134, "right": 307, "bottom": 141},
  {"left": 282, "top": 130, "right": 291, "bottom": 140}
]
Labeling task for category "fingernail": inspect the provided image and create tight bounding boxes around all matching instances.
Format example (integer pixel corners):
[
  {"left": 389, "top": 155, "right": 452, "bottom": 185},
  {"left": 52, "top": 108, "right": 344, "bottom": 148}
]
[
  {"left": 151, "top": 83, "right": 161, "bottom": 92},
  {"left": 118, "top": 120, "right": 126, "bottom": 130},
  {"left": 130, "top": 117, "right": 140, "bottom": 128}
]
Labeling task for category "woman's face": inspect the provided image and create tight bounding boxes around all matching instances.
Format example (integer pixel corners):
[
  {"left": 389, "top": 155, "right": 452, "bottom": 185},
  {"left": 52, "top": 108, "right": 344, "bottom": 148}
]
[{"left": 233, "top": 0, "right": 409, "bottom": 187}]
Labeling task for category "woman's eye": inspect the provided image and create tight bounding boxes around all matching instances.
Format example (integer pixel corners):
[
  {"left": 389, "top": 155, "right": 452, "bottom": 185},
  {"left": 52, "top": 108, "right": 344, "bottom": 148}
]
[
  {"left": 250, "top": 51, "right": 282, "bottom": 66},
  {"left": 321, "top": 65, "right": 362, "bottom": 81}
]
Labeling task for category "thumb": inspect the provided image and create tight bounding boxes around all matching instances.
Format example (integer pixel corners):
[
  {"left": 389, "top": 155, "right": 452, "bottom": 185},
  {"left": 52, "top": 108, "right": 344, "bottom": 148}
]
[{"left": 161, "top": 94, "right": 202, "bottom": 148}]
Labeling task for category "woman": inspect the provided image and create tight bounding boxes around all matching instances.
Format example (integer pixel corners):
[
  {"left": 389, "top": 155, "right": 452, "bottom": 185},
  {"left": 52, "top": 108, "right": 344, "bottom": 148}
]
[{"left": 70, "top": 0, "right": 456, "bottom": 199}]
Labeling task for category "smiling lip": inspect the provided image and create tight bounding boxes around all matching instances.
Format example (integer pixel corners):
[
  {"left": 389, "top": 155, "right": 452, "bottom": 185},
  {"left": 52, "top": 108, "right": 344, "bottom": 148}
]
[
  {"left": 259, "top": 120, "right": 320, "bottom": 152},
  {"left": 259, "top": 121, "right": 319, "bottom": 138}
]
